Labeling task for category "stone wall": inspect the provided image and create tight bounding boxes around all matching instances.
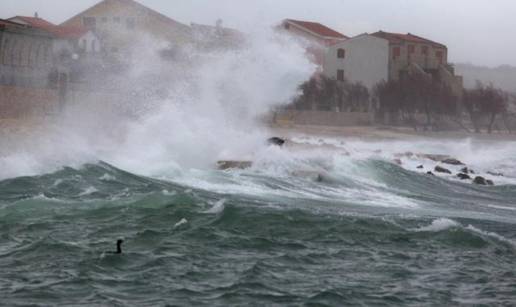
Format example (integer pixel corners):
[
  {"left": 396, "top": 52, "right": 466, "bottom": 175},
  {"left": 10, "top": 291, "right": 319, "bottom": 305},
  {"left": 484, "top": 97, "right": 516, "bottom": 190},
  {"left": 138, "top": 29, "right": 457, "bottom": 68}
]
[
  {"left": 274, "top": 110, "right": 374, "bottom": 127},
  {"left": 0, "top": 85, "right": 58, "bottom": 118}
]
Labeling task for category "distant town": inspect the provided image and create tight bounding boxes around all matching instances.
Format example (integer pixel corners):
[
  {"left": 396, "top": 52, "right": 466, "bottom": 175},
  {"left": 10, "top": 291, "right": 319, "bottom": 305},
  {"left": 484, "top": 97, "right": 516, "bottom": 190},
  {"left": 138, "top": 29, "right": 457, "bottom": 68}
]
[{"left": 1, "top": 0, "right": 515, "bottom": 133}]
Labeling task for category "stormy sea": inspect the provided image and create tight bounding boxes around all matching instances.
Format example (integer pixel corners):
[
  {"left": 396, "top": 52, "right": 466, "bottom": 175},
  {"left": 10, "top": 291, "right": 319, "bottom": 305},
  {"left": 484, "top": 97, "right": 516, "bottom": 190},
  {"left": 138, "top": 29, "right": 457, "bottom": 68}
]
[{"left": 1, "top": 136, "right": 515, "bottom": 306}]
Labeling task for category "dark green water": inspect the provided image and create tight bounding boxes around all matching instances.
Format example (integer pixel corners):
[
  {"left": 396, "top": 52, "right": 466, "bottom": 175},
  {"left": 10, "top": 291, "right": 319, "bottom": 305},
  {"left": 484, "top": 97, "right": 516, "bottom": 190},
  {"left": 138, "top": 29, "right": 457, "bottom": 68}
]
[{"left": 1, "top": 161, "right": 515, "bottom": 306}]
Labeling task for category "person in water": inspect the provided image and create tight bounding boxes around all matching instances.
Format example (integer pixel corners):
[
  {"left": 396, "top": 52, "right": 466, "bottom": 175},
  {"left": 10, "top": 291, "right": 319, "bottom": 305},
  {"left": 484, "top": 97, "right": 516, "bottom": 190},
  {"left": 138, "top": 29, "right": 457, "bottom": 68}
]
[{"left": 107, "top": 239, "right": 124, "bottom": 254}]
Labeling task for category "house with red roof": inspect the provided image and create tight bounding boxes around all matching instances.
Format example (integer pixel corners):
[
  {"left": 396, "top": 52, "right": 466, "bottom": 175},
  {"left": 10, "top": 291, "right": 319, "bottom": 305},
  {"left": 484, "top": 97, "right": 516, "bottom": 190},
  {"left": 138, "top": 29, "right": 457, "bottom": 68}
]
[
  {"left": 280, "top": 19, "right": 348, "bottom": 67},
  {"left": 324, "top": 31, "right": 463, "bottom": 97},
  {"left": 60, "top": 0, "right": 191, "bottom": 56},
  {"left": 8, "top": 15, "right": 101, "bottom": 55}
]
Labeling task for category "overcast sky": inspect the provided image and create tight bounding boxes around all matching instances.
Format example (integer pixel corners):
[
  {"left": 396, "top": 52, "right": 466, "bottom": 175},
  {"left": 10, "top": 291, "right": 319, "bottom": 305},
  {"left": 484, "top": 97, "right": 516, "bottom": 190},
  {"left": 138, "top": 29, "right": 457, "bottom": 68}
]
[{"left": 3, "top": 0, "right": 515, "bottom": 67}]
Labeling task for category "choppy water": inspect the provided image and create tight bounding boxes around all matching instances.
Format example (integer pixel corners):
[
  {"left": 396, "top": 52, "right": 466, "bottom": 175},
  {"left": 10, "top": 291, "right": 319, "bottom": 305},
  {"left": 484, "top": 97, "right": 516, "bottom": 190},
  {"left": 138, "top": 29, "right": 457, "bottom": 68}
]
[{"left": 1, "top": 139, "right": 516, "bottom": 306}]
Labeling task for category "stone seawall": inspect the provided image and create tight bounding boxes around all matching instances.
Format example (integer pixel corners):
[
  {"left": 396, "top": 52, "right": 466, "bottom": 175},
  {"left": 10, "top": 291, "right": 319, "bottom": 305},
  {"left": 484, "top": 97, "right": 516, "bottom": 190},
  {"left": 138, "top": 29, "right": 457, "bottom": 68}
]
[{"left": 274, "top": 110, "right": 375, "bottom": 127}]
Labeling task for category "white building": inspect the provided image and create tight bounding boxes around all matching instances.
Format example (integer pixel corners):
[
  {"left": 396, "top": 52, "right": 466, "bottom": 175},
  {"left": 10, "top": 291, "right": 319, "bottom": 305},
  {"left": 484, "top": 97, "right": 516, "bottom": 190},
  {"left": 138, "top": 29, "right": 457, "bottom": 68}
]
[{"left": 323, "top": 34, "right": 389, "bottom": 90}]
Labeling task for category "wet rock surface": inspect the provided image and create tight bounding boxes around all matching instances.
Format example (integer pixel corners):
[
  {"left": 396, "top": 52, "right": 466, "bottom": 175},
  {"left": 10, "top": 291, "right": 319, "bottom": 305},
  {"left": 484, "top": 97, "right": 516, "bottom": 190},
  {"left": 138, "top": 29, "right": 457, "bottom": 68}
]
[{"left": 435, "top": 166, "right": 452, "bottom": 174}]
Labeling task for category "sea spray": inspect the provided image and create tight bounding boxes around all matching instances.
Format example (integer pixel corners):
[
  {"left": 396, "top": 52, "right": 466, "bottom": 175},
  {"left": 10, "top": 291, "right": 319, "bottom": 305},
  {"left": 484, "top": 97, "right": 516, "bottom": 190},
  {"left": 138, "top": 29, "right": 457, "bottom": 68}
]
[{"left": 0, "top": 28, "right": 315, "bottom": 180}]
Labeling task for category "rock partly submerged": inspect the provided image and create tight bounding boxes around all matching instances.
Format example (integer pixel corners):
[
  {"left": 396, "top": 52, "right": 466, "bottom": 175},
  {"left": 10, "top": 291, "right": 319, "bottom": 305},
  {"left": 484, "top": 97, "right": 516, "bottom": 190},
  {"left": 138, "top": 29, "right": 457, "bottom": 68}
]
[
  {"left": 267, "top": 137, "right": 286, "bottom": 147},
  {"left": 457, "top": 173, "right": 471, "bottom": 180},
  {"left": 434, "top": 166, "right": 452, "bottom": 174},
  {"left": 441, "top": 158, "right": 465, "bottom": 166},
  {"left": 473, "top": 176, "right": 495, "bottom": 186},
  {"left": 217, "top": 161, "right": 253, "bottom": 170}
]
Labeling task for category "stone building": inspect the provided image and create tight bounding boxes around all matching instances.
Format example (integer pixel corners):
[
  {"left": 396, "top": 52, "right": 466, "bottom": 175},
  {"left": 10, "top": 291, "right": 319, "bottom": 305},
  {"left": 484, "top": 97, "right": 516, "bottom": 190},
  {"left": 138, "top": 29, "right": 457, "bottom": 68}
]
[
  {"left": 7, "top": 15, "right": 101, "bottom": 74},
  {"left": 0, "top": 19, "right": 58, "bottom": 117},
  {"left": 0, "top": 19, "right": 54, "bottom": 88},
  {"left": 60, "top": 0, "right": 191, "bottom": 57},
  {"left": 190, "top": 20, "right": 244, "bottom": 51},
  {"left": 279, "top": 19, "right": 348, "bottom": 67}
]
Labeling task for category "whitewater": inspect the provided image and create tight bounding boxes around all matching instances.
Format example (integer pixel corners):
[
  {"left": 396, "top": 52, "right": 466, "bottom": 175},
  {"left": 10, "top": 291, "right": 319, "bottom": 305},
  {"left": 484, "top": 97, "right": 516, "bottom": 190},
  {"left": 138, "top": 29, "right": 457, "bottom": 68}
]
[{"left": 1, "top": 28, "right": 516, "bottom": 306}]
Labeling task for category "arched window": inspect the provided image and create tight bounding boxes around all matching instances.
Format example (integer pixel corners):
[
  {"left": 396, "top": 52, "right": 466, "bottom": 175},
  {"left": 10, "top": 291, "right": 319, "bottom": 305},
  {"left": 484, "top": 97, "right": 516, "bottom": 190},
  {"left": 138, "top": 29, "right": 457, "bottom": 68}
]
[
  {"left": 35, "top": 44, "right": 43, "bottom": 67},
  {"left": 43, "top": 45, "right": 50, "bottom": 65},
  {"left": 16, "top": 41, "right": 25, "bottom": 66},
  {"left": 28, "top": 43, "right": 35, "bottom": 66},
  {"left": 337, "top": 48, "right": 345, "bottom": 59},
  {"left": 2, "top": 38, "right": 10, "bottom": 65},
  {"left": 10, "top": 39, "right": 17, "bottom": 65},
  {"left": 21, "top": 41, "right": 30, "bottom": 66},
  {"left": 91, "top": 39, "right": 96, "bottom": 52}
]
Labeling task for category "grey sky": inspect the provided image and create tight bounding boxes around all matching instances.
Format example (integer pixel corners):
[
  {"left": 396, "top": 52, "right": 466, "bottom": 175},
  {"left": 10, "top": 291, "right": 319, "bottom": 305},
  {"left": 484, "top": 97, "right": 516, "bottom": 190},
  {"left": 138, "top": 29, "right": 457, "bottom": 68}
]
[{"left": 3, "top": 0, "right": 515, "bottom": 67}]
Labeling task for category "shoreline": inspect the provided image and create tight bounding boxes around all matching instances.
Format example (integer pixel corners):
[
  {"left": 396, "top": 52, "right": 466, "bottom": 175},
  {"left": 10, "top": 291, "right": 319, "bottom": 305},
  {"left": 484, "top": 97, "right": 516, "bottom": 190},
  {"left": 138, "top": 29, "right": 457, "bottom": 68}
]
[{"left": 269, "top": 123, "right": 516, "bottom": 142}]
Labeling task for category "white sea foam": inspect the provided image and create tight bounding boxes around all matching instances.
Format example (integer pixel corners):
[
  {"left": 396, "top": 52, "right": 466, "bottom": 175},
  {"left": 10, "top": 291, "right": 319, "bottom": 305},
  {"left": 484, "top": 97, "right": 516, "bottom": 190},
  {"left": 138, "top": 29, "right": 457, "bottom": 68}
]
[
  {"left": 174, "top": 218, "right": 188, "bottom": 228},
  {"left": 79, "top": 186, "right": 98, "bottom": 197},
  {"left": 415, "top": 218, "right": 460, "bottom": 232},
  {"left": 203, "top": 199, "right": 226, "bottom": 214},
  {"left": 162, "top": 190, "right": 177, "bottom": 196},
  {"left": 99, "top": 174, "right": 116, "bottom": 181}
]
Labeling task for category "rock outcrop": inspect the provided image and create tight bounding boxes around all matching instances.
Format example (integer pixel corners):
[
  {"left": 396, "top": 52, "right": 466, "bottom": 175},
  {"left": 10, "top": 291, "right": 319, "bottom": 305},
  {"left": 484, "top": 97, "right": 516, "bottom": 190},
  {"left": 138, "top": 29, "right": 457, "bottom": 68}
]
[
  {"left": 435, "top": 166, "right": 452, "bottom": 174},
  {"left": 441, "top": 158, "right": 465, "bottom": 166},
  {"left": 473, "top": 176, "right": 494, "bottom": 186},
  {"left": 267, "top": 137, "right": 286, "bottom": 147},
  {"left": 217, "top": 161, "right": 253, "bottom": 170},
  {"left": 457, "top": 173, "right": 471, "bottom": 180}
]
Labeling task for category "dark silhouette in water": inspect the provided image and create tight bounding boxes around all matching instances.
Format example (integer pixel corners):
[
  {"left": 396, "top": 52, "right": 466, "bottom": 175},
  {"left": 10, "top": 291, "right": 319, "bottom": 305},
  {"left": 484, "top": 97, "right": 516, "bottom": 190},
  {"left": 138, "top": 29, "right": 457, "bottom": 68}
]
[
  {"left": 107, "top": 239, "right": 124, "bottom": 254},
  {"left": 267, "top": 137, "right": 286, "bottom": 147}
]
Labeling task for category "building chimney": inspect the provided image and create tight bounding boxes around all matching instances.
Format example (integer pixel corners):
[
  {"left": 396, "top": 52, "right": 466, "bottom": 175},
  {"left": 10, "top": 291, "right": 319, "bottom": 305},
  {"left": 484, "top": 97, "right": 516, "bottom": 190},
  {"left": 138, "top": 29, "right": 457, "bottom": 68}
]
[{"left": 34, "top": 12, "right": 39, "bottom": 18}]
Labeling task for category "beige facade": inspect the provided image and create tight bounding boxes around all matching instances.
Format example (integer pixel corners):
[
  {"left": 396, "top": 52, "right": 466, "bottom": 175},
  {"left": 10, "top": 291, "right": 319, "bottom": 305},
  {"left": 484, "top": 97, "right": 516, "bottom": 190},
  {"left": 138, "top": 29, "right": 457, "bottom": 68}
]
[
  {"left": 370, "top": 31, "right": 462, "bottom": 96},
  {"left": 61, "top": 0, "right": 192, "bottom": 55},
  {"left": 324, "top": 34, "right": 389, "bottom": 90},
  {"left": 372, "top": 32, "right": 448, "bottom": 81}
]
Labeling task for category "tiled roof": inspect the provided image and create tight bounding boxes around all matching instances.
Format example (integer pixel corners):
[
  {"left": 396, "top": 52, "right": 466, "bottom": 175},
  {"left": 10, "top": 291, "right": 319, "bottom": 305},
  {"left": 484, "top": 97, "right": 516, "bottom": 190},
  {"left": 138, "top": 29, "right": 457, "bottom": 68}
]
[
  {"left": 61, "top": 0, "right": 190, "bottom": 33},
  {"left": 10, "top": 16, "right": 56, "bottom": 32},
  {"left": 371, "top": 31, "right": 446, "bottom": 48},
  {"left": 0, "top": 18, "right": 26, "bottom": 27},
  {"left": 285, "top": 19, "right": 348, "bottom": 40},
  {"left": 8, "top": 16, "right": 90, "bottom": 39}
]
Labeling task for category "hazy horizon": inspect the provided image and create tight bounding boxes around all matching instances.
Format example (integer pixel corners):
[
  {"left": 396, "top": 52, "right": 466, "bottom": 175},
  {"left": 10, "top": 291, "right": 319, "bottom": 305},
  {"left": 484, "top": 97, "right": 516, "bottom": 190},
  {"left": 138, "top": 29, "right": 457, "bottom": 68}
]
[{"left": 3, "top": 0, "right": 516, "bottom": 68}]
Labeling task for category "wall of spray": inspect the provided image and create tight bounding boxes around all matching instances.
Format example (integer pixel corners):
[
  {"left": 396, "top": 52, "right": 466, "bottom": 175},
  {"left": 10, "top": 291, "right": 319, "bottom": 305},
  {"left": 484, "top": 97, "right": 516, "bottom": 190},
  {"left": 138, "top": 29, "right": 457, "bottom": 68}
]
[{"left": 0, "top": 26, "right": 316, "bottom": 180}]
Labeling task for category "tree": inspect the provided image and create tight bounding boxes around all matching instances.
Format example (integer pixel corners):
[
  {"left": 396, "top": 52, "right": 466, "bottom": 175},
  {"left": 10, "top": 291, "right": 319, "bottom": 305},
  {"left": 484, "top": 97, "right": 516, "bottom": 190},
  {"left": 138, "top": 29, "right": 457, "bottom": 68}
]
[{"left": 463, "top": 82, "right": 508, "bottom": 133}]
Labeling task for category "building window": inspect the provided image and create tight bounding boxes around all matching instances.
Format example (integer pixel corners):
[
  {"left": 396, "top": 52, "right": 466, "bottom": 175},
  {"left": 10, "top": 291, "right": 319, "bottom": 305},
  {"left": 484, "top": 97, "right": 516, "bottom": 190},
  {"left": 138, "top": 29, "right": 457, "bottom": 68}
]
[
  {"left": 28, "top": 44, "right": 35, "bottom": 66},
  {"left": 15, "top": 41, "right": 24, "bottom": 66},
  {"left": 392, "top": 47, "right": 400, "bottom": 59},
  {"left": 83, "top": 17, "right": 96, "bottom": 29},
  {"left": 114, "top": 17, "right": 121, "bottom": 23},
  {"left": 126, "top": 18, "right": 135, "bottom": 29},
  {"left": 422, "top": 46, "right": 428, "bottom": 56},
  {"left": 101, "top": 17, "right": 108, "bottom": 23},
  {"left": 337, "top": 69, "right": 344, "bottom": 81},
  {"left": 408, "top": 45, "right": 415, "bottom": 54},
  {"left": 2, "top": 38, "right": 9, "bottom": 65},
  {"left": 10, "top": 40, "right": 17, "bottom": 65},
  {"left": 436, "top": 50, "right": 444, "bottom": 64},
  {"left": 337, "top": 48, "right": 346, "bottom": 59}
]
